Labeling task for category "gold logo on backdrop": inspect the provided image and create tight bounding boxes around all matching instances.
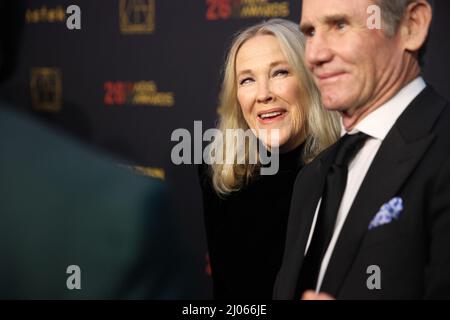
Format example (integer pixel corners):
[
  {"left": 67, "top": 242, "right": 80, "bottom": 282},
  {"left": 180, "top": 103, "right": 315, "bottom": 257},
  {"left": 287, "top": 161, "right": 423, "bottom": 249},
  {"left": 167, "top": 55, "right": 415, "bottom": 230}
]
[
  {"left": 30, "top": 68, "right": 62, "bottom": 112},
  {"left": 26, "top": 6, "right": 66, "bottom": 24},
  {"left": 120, "top": 0, "right": 155, "bottom": 34},
  {"left": 131, "top": 81, "right": 174, "bottom": 106},
  {"left": 129, "top": 166, "right": 166, "bottom": 180},
  {"left": 206, "top": 0, "right": 289, "bottom": 20},
  {"left": 239, "top": 0, "right": 289, "bottom": 18},
  {"left": 104, "top": 81, "right": 175, "bottom": 107}
]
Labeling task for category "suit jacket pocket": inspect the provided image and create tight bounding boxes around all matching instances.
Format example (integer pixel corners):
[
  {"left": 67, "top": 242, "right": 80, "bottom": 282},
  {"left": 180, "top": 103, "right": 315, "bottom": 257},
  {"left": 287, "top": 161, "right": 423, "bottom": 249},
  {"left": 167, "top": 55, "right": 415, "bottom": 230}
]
[{"left": 361, "top": 219, "right": 407, "bottom": 248}]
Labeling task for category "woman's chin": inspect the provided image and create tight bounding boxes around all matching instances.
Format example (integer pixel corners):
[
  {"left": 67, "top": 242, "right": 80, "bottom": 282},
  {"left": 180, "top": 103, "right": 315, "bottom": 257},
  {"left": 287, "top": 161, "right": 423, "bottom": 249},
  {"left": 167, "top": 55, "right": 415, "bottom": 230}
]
[{"left": 257, "top": 137, "right": 287, "bottom": 151}]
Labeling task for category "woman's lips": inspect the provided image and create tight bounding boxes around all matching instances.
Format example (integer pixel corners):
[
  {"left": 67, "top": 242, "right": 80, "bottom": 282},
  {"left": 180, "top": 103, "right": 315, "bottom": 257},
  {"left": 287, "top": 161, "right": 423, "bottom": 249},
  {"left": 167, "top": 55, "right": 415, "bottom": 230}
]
[{"left": 257, "top": 109, "right": 287, "bottom": 124}]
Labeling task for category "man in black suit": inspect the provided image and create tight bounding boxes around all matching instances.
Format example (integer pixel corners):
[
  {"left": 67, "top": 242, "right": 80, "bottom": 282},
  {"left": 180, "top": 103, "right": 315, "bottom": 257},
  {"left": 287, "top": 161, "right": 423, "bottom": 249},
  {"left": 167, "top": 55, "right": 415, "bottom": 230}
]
[{"left": 274, "top": 0, "right": 450, "bottom": 299}]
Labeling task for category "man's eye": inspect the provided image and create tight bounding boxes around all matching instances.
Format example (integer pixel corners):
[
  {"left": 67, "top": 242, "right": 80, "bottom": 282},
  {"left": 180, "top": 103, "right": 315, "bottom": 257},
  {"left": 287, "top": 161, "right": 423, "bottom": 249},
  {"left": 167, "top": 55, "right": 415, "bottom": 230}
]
[
  {"left": 304, "top": 28, "right": 315, "bottom": 37},
  {"left": 337, "top": 21, "right": 347, "bottom": 29}
]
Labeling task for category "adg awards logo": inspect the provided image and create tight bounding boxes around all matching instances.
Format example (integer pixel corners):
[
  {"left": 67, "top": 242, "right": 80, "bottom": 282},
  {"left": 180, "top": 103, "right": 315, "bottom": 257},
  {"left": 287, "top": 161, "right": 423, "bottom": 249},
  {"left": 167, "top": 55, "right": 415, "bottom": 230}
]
[
  {"left": 120, "top": 0, "right": 155, "bottom": 34},
  {"left": 104, "top": 81, "right": 174, "bottom": 107},
  {"left": 30, "top": 68, "right": 63, "bottom": 112},
  {"left": 206, "top": 0, "right": 290, "bottom": 20}
]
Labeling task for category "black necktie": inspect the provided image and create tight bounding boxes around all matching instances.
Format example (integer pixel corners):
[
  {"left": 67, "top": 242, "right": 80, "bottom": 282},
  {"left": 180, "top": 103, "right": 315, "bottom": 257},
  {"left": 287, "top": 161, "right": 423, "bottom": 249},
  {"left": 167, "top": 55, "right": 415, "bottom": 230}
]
[{"left": 296, "top": 132, "right": 369, "bottom": 296}]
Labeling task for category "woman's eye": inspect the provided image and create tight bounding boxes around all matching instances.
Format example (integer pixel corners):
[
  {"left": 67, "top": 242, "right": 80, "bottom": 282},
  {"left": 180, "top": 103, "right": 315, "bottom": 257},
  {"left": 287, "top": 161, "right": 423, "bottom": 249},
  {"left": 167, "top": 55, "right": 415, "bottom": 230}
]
[
  {"left": 273, "top": 69, "right": 289, "bottom": 77},
  {"left": 239, "top": 77, "right": 253, "bottom": 85}
]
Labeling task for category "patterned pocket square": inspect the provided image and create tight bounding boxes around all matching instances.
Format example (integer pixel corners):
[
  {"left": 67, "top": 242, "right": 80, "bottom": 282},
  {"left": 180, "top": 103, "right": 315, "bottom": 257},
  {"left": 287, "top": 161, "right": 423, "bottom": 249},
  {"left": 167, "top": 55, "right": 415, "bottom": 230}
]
[{"left": 368, "top": 197, "right": 403, "bottom": 230}]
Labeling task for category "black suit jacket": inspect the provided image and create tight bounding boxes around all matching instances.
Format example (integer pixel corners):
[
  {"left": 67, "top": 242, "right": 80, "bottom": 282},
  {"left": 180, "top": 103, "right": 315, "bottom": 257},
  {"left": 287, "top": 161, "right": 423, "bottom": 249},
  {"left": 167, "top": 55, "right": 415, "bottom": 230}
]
[
  {"left": 0, "top": 105, "right": 200, "bottom": 299},
  {"left": 274, "top": 86, "right": 450, "bottom": 299}
]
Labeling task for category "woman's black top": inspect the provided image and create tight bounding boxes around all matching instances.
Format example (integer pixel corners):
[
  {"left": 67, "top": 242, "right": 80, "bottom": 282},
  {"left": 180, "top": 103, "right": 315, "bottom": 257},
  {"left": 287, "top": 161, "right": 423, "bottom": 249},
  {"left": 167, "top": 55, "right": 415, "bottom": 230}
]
[{"left": 198, "top": 144, "right": 305, "bottom": 299}]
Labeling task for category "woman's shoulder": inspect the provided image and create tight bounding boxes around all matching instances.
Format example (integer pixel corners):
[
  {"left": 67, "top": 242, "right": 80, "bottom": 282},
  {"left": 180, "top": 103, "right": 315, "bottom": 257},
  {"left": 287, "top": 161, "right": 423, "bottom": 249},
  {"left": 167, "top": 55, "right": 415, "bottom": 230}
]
[
  {"left": 197, "top": 163, "right": 218, "bottom": 198},
  {"left": 197, "top": 163, "right": 211, "bottom": 184}
]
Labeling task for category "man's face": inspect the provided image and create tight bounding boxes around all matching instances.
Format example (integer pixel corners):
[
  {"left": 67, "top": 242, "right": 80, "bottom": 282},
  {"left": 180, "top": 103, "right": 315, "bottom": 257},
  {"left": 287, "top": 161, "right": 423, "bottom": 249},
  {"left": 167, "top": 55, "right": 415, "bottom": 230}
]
[{"left": 300, "top": 0, "right": 404, "bottom": 122}]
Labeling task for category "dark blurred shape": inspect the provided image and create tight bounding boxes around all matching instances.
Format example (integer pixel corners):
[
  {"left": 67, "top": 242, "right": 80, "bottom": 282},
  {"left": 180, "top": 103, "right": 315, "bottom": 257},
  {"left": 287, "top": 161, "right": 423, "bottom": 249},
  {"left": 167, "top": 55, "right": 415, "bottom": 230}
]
[
  {"left": 0, "top": 1, "right": 95, "bottom": 145},
  {"left": 0, "top": 1, "right": 23, "bottom": 84},
  {"left": 0, "top": 1, "right": 201, "bottom": 299},
  {"left": 0, "top": 105, "right": 200, "bottom": 299}
]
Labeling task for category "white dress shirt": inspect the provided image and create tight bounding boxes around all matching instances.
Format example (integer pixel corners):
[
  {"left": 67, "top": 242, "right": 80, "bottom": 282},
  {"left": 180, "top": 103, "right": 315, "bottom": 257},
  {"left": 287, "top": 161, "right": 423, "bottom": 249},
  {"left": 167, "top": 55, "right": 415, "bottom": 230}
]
[{"left": 304, "top": 77, "right": 427, "bottom": 292}]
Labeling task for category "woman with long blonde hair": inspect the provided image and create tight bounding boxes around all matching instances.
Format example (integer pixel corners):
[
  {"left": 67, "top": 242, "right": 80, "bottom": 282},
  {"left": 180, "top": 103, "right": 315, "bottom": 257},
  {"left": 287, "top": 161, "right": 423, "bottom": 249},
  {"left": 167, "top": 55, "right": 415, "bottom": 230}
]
[{"left": 198, "top": 19, "right": 340, "bottom": 299}]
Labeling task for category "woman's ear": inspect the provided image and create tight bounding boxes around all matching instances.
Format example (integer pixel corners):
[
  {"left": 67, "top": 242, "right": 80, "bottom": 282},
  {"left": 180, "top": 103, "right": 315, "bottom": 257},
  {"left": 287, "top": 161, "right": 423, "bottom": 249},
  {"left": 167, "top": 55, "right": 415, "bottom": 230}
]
[{"left": 400, "top": 0, "right": 432, "bottom": 53}]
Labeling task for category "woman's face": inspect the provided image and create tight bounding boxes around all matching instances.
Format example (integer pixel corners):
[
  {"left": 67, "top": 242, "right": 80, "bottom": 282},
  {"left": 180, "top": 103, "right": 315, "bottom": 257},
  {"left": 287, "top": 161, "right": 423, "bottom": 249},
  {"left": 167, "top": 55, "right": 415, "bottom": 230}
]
[{"left": 236, "top": 34, "right": 306, "bottom": 151}]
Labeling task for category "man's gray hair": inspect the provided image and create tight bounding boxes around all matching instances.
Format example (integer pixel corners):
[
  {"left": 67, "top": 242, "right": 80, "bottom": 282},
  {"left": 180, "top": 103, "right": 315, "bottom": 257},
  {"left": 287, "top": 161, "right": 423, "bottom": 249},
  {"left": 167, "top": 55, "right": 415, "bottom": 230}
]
[
  {"left": 376, "top": 0, "right": 432, "bottom": 66},
  {"left": 376, "top": 0, "right": 415, "bottom": 36}
]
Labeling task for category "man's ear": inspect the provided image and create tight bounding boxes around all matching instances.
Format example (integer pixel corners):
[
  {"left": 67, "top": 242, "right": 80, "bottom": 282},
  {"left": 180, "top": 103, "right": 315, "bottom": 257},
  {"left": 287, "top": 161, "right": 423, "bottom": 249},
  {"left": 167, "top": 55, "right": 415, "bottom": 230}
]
[{"left": 400, "top": 0, "right": 432, "bottom": 53}]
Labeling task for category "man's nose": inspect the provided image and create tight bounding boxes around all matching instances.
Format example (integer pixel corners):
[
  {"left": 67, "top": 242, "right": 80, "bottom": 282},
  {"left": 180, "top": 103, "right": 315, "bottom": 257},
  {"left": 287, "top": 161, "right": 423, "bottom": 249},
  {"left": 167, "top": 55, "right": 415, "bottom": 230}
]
[{"left": 306, "top": 31, "right": 333, "bottom": 67}]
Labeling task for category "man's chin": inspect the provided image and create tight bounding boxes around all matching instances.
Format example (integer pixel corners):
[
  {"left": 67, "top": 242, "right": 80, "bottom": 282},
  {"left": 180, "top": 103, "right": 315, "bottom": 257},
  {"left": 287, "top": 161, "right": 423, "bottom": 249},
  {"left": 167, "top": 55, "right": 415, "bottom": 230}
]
[
  {"left": 321, "top": 92, "right": 342, "bottom": 109},
  {"left": 322, "top": 101, "right": 344, "bottom": 112}
]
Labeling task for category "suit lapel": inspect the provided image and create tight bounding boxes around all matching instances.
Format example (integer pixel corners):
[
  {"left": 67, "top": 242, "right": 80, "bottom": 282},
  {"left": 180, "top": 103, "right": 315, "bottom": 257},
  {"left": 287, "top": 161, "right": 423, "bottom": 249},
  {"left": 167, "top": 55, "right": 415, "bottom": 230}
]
[
  {"left": 275, "top": 145, "right": 337, "bottom": 299},
  {"left": 320, "top": 86, "right": 446, "bottom": 297},
  {"left": 320, "top": 128, "right": 434, "bottom": 296}
]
